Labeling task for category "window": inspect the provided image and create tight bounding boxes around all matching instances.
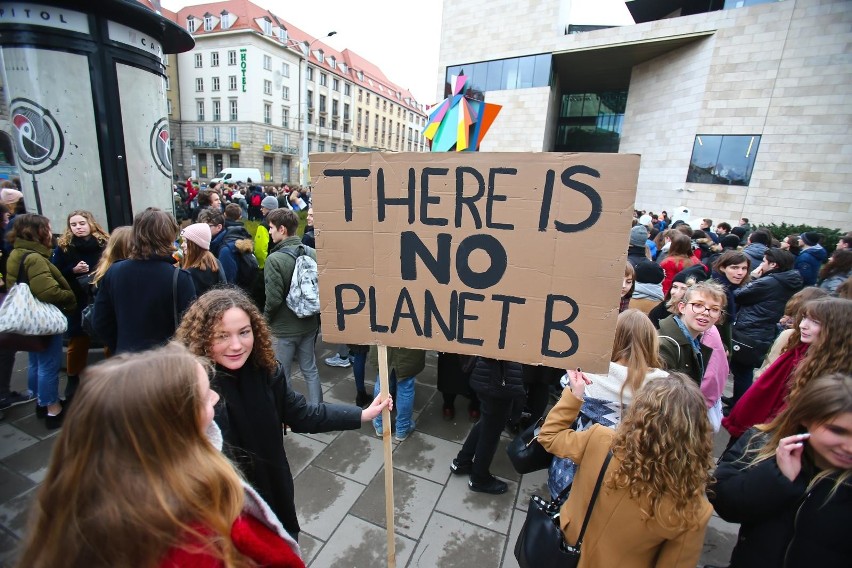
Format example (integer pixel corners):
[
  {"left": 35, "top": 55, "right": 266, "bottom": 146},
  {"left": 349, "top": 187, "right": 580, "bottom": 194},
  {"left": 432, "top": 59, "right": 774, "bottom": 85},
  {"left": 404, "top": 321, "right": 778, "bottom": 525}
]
[
  {"left": 213, "top": 126, "right": 220, "bottom": 142},
  {"left": 444, "top": 53, "right": 552, "bottom": 97},
  {"left": 187, "top": 18, "right": 196, "bottom": 33},
  {"left": 555, "top": 91, "right": 626, "bottom": 153},
  {"left": 229, "top": 126, "right": 237, "bottom": 142},
  {"left": 332, "top": 118, "right": 338, "bottom": 130},
  {"left": 211, "top": 52, "right": 219, "bottom": 66},
  {"left": 306, "top": 67, "right": 314, "bottom": 81},
  {"left": 344, "top": 83, "right": 351, "bottom": 96},
  {"left": 318, "top": 141, "right": 325, "bottom": 152},
  {"left": 320, "top": 73, "right": 328, "bottom": 87},
  {"left": 264, "top": 103, "right": 271, "bottom": 124},
  {"left": 204, "top": 16, "right": 213, "bottom": 31},
  {"left": 332, "top": 99, "right": 339, "bottom": 116},
  {"left": 307, "top": 139, "right": 312, "bottom": 152},
  {"left": 228, "top": 50, "right": 237, "bottom": 65},
  {"left": 195, "top": 77, "right": 203, "bottom": 92},
  {"left": 343, "top": 145, "right": 348, "bottom": 152},
  {"left": 229, "top": 75, "right": 237, "bottom": 90},
  {"left": 213, "top": 100, "right": 221, "bottom": 121},
  {"left": 329, "top": 56, "right": 336, "bottom": 69},
  {"left": 165, "top": 76, "right": 170, "bottom": 90},
  {"left": 261, "top": 18, "right": 272, "bottom": 35},
  {"left": 278, "top": 27, "right": 287, "bottom": 42},
  {"left": 365, "top": 92, "right": 370, "bottom": 105},
  {"left": 307, "top": 89, "right": 313, "bottom": 109},
  {"left": 196, "top": 127, "right": 203, "bottom": 142},
  {"left": 196, "top": 100, "right": 205, "bottom": 121},
  {"left": 319, "top": 94, "right": 326, "bottom": 113},
  {"left": 167, "top": 99, "right": 172, "bottom": 115},
  {"left": 230, "top": 154, "right": 240, "bottom": 167},
  {"left": 319, "top": 116, "right": 326, "bottom": 127},
  {"left": 282, "top": 107, "right": 290, "bottom": 128},
  {"left": 212, "top": 76, "right": 220, "bottom": 91},
  {"left": 266, "top": 130, "right": 273, "bottom": 145},
  {"left": 331, "top": 143, "right": 337, "bottom": 152},
  {"left": 317, "top": 50, "right": 324, "bottom": 63},
  {"left": 263, "top": 55, "right": 272, "bottom": 70},
  {"left": 332, "top": 78, "right": 339, "bottom": 91},
  {"left": 264, "top": 80, "right": 272, "bottom": 95},
  {"left": 194, "top": 53, "right": 202, "bottom": 68},
  {"left": 687, "top": 135, "right": 761, "bottom": 186},
  {"left": 283, "top": 133, "right": 290, "bottom": 147},
  {"left": 343, "top": 103, "right": 350, "bottom": 120},
  {"left": 229, "top": 99, "right": 238, "bottom": 121},
  {"left": 282, "top": 86, "right": 290, "bottom": 100},
  {"left": 358, "top": 89, "right": 363, "bottom": 102},
  {"left": 282, "top": 62, "right": 290, "bottom": 77}
]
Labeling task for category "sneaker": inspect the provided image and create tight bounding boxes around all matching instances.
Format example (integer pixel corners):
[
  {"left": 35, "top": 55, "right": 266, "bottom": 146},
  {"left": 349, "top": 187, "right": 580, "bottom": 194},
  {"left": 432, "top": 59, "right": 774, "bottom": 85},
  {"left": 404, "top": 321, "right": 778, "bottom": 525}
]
[
  {"left": 0, "top": 390, "right": 36, "bottom": 410},
  {"left": 469, "top": 475, "right": 508, "bottom": 495},
  {"left": 324, "top": 354, "right": 351, "bottom": 368},
  {"left": 450, "top": 458, "right": 472, "bottom": 475},
  {"left": 373, "top": 423, "right": 383, "bottom": 437},
  {"left": 394, "top": 421, "right": 415, "bottom": 442}
]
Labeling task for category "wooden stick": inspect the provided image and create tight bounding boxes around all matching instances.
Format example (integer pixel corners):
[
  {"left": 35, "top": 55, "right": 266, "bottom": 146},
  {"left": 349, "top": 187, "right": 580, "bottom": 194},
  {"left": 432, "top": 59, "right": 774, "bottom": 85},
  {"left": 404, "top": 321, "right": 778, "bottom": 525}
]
[{"left": 377, "top": 345, "right": 396, "bottom": 568}]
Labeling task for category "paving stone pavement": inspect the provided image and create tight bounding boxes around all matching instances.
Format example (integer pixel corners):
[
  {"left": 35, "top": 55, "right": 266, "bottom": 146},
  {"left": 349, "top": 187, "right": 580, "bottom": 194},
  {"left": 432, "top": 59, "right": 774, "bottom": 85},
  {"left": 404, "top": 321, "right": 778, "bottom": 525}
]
[{"left": 0, "top": 342, "right": 738, "bottom": 567}]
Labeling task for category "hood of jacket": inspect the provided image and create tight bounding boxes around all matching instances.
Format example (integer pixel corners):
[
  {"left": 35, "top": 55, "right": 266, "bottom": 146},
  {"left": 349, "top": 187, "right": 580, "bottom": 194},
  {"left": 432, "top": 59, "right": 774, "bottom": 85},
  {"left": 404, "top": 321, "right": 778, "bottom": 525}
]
[
  {"left": 632, "top": 282, "right": 664, "bottom": 301},
  {"left": 800, "top": 245, "right": 827, "bottom": 263}
]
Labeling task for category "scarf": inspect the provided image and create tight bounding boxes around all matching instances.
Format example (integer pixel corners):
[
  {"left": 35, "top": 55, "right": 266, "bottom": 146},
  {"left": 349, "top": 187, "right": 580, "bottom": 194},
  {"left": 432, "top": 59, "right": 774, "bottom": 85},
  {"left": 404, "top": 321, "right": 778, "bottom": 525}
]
[
  {"left": 213, "top": 364, "right": 299, "bottom": 535},
  {"left": 722, "top": 342, "right": 809, "bottom": 438},
  {"left": 674, "top": 315, "right": 705, "bottom": 378}
]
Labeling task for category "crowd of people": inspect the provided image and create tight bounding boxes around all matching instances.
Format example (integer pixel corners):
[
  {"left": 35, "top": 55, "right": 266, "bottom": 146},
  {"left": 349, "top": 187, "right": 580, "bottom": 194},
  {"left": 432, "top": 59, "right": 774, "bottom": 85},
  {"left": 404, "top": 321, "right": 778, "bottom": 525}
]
[{"left": 0, "top": 185, "right": 849, "bottom": 567}]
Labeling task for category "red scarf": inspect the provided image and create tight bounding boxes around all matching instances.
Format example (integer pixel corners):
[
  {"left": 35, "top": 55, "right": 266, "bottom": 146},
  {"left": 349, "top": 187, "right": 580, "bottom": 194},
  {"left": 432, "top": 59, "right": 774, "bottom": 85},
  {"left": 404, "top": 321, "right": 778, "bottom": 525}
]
[{"left": 723, "top": 342, "right": 809, "bottom": 438}]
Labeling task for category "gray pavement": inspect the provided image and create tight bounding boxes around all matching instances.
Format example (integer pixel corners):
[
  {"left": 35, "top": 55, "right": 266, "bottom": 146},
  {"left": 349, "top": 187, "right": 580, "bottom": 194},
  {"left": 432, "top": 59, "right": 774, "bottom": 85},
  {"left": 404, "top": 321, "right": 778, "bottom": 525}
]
[{"left": 0, "top": 342, "right": 738, "bottom": 567}]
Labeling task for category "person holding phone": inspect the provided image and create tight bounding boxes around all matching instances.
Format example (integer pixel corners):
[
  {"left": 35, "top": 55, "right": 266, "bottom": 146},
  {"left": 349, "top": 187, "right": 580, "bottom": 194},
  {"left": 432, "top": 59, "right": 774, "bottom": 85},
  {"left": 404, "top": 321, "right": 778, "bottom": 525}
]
[{"left": 709, "top": 373, "right": 852, "bottom": 568}]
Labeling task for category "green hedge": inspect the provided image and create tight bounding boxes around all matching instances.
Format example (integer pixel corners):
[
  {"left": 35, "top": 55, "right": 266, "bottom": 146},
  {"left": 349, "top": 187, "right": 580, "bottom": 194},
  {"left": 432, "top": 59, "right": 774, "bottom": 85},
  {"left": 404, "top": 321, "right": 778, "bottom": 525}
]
[{"left": 760, "top": 223, "right": 844, "bottom": 253}]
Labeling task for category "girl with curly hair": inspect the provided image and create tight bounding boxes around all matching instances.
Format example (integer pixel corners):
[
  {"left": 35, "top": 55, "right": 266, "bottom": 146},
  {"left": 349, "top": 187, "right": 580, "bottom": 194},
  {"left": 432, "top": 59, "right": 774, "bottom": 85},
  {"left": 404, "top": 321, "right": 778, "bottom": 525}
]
[
  {"left": 175, "top": 287, "right": 391, "bottom": 539},
  {"left": 16, "top": 342, "right": 305, "bottom": 568},
  {"left": 711, "top": 373, "right": 852, "bottom": 567},
  {"left": 723, "top": 297, "right": 852, "bottom": 440},
  {"left": 538, "top": 372, "right": 714, "bottom": 567},
  {"left": 51, "top": 210, "right": 109, "bottom": 402}
]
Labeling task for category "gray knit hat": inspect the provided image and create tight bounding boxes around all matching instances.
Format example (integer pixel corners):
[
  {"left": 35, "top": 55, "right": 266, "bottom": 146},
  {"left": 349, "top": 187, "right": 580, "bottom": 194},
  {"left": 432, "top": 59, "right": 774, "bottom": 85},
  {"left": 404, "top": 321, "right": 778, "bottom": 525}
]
[
  {"left": 629, "top": 225, "right": 649, "bottom": 247},
  {"left": 261, "top": 196, "right": 279, "bottom": 210}
]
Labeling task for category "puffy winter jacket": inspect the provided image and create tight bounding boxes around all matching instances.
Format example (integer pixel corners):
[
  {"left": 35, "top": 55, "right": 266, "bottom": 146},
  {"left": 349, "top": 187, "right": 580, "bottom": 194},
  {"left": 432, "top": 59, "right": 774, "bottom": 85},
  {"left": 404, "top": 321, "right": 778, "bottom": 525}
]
[
  {"left": 468, "top": 357, "right": 525, "bottom": 400},
  {"left": 794, "top": 245, "right": 827, "bottom": 286},
  {"left": 741, "top": 243, "right": 767, "bottom": 270},
  {"left": 732, "top": 269, "right": 803, "bottom": 346}
]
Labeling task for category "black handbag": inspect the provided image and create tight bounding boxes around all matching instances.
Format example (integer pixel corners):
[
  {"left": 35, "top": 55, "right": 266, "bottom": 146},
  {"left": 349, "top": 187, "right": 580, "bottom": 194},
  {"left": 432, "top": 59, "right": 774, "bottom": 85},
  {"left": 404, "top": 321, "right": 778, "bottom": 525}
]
[
  {"left": 507, "top": 417, "right": 553, "bottom": 474},
  {"left": 731, "top": 328, "right": 768, "bottom": 368},
  {"left": 515, "top": 451, "right": 613, "bottom": 568}
]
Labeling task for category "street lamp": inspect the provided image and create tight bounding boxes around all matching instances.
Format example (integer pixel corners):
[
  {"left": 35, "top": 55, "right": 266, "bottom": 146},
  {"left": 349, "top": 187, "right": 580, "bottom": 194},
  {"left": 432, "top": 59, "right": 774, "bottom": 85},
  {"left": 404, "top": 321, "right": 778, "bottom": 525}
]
[{"left": 287, "top": 30, "right": 336, "bottom": 188}]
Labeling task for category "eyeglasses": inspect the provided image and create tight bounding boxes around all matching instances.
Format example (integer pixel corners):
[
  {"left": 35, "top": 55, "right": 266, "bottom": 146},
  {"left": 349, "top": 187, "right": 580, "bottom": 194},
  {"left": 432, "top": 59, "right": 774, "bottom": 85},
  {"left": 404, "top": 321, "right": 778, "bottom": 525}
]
[{"left": 686, "top": 302, "right": 722, "bottom": 318}]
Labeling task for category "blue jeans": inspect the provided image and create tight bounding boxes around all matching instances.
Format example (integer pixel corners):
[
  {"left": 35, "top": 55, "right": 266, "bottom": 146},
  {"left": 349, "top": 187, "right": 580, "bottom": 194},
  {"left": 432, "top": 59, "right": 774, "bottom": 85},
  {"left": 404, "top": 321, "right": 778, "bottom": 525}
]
[
  {"left": 372, "top": 370, "right": 415, "bottom": 436},
  {"left": 28, "top": 334, "right": 63, "bottom": 407},
  {"left": 274, "top": 333, "right": 322, "bottom": 404}
]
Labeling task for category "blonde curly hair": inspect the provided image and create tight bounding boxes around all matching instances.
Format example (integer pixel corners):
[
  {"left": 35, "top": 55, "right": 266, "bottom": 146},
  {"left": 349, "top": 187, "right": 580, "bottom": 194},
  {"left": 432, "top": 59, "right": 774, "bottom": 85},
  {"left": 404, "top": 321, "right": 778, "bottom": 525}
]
[
  {"left": 175, "top": 288, "right": 277, "bottom": 375},
  {"left": 607, "top": 373, "right": 714, "bottom": 531}
]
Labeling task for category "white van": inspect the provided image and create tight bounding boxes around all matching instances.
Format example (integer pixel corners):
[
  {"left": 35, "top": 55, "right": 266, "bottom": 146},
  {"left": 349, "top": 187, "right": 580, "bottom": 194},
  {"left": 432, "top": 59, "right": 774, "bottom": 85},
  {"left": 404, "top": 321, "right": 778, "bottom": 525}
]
[{"left": 210, "top": 168, "right": 263, "bottom": 185}]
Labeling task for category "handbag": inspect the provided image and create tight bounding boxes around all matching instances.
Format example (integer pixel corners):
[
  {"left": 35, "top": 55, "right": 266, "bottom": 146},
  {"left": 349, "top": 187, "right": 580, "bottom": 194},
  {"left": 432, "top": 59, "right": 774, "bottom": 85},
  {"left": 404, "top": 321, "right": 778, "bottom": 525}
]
[
  {"left": 0, "top": 252, "right": 68, "bottom": 337},
  {"left": 515, "top": 451, "right": 613, "bottom": 568},
  {"left": 730, "top": 328, "right": 767, "bottom": 368},
  {"left": 507, "top": 416, "right": 553, "bottom": 474}
]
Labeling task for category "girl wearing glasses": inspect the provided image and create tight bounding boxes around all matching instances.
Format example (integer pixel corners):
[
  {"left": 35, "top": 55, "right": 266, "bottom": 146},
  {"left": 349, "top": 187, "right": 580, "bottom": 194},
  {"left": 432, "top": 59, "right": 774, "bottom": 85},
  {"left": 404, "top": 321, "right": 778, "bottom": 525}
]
[
  {"left": 723, "top": 297, "right": 852, "bottom": 442},
  {"left": 657, "top": 281, "right": 726, "bottom": 386},
  {"left": 175, "top": 288, "right": 391, "bottom": 540}
]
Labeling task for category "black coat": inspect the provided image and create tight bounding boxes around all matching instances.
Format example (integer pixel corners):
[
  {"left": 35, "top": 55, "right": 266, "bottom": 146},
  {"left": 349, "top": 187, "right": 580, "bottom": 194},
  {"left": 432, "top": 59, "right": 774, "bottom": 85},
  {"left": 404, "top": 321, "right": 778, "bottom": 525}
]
[
  {"left": 213, "top": 362, "right": 362, "bottom": 535},
  {"left": 711, "top": 428, "right": 852, "bottom": 568},
  {"left": 92, "top": 256, "right": 196, "bottom": 353},
  {"left": 51, "top": 236, "right": 106, "bottom": 334},
  {"left": 733, "top": 269, "right": 803, "bottom": 346},
  {"left": 468, "top": 357, "right": 525, "bottom": 400}
]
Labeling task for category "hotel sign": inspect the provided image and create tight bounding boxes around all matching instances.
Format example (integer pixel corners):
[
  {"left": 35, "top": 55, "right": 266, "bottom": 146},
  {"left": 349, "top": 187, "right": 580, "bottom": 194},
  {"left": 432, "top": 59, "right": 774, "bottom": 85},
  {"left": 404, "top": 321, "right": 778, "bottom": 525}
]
[{"left": 240, "top": 48, "right": 247, "bottom": 93}]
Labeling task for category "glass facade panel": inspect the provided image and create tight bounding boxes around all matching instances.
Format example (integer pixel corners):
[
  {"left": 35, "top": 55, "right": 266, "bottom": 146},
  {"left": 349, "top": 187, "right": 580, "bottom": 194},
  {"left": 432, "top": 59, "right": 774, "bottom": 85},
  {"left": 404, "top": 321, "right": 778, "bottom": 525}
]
[
  {"left": 687, "top": 135, "right": 761, "bottom": 186},
  {"left": 485, "top": 59, "right": 504, "bottom": 92},
  {"left": 555, "top": 91, "right": 627, "bottom": 153},
  {"left": 532, "top": 54, "right": 551, "bottom": 86},
  {"left": 444, "top": 54, "right": 551, "bottom": 97}
]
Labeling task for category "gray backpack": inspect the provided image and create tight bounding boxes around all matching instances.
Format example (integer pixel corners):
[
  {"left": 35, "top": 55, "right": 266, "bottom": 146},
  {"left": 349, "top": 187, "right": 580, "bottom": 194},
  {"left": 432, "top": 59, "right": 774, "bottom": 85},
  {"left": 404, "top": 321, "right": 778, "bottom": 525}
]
[{"left": 281, "top": 245, "right": 320, "bottom": 318}]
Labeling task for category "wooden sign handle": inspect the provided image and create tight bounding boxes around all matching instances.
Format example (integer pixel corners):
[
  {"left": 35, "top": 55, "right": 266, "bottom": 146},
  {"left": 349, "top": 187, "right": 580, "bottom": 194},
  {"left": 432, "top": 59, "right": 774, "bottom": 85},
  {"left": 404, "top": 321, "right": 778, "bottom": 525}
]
[{"left": 377, "top": 345, "right": 396, "bottom": 568}]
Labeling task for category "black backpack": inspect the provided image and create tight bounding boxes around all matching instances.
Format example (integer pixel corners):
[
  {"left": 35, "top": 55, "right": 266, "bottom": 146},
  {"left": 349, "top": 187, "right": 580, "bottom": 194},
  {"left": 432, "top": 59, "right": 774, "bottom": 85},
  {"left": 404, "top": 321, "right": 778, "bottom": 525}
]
[{"left": 233, "top": 246, "right": 260, "bottom": 289}]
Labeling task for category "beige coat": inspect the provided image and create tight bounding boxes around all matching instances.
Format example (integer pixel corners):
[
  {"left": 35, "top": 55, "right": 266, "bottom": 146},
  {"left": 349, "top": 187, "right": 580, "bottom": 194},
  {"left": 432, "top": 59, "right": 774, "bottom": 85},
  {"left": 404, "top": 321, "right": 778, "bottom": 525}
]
[{"left": 538, "top": 390, "right": 712, "bottom": 568}]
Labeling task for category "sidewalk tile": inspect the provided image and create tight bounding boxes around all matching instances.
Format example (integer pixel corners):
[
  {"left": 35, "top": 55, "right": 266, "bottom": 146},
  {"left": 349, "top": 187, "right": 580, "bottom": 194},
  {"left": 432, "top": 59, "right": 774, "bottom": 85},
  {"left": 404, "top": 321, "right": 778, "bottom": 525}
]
[
  {"left": 515, "top": 468, "right": 550, "bottom": 510},
  {"left": 436, "top": 473, "right": 517, "bottom": 534},
  {"left": 282, "top": 432, "right": 329, "bottom": 478},
  {"left": 0, "top": 526, "right": 21, "bottom": 567},
  {"left": 415, "top": 396, "right": 471, "bottom": 444},
  {"left": 309, "top": 514, "right": 414, "bottom": 567},
  {"left": 295, "top": 532, "right": 321, "bottom": 567},
  {"left": 0, "top": 486, "right": 37, "bottom": 538},
  {"left": 408, "top": 511, "right": 505, "bottom": 568},
  {"left": 1, "top": 437, "right": 57, "bottom": 483},
  {"left": 351, "top": 467, "right": 443, "bottom": 540},
  {"left": 0, "top": 425, "right": 39, "bottom": 460},
  {"left": 701, "top": 514, "right": 739, "bottom": 566},
  {"left": 294, "top": 465, "right": 367, "bottom": 541},
  {"left": 312, "top": 430, "right": 385, "bottom": 485},
  {"left": 502, "top": 506, "right": 526, "bottom": 568},
  {"left": 393, "top": 431, "right": 461, "bottom": 484}
]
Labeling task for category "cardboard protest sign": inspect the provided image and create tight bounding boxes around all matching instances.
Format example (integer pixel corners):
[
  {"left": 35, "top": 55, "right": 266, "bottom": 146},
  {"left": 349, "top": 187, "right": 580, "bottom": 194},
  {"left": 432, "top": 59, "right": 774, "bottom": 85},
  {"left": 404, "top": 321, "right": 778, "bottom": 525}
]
[{"left": 313, "top": 152, "right": 639, "bottom": 372}]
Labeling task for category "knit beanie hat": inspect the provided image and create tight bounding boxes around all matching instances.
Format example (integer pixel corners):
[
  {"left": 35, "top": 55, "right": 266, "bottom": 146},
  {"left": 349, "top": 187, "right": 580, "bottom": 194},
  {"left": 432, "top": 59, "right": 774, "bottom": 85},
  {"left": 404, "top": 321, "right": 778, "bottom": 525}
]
[
  {"left": 181, "top": 223, "right": 211, "bottom": 250},
  {"left": 634, "top": 259, "right": 664, "bottom": 284},
  {"left": 800, "top": 231, "right": 822, "bottom": 246},
  {"left": 261, "top": 196, "right": 279, "bottom": 210},
  {"left": 0, "top": 188, "right": 23, "bottom": 204},
  {"left": 638, "top": 214, "right": 652, "bottom": 226},
  {"left": 629, "top": 225, "right": 649, "bottom": 247},
  {"left": 720, "top": 235, "right": 740, "bottom": 249}
]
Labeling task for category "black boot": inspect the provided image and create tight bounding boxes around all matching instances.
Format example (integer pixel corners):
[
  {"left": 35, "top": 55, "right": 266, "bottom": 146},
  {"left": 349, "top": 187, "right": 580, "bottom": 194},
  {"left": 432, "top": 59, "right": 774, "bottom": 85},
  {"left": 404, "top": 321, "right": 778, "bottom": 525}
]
[{"left": 355, "top": 390, "right": 371, "bottom": 408}]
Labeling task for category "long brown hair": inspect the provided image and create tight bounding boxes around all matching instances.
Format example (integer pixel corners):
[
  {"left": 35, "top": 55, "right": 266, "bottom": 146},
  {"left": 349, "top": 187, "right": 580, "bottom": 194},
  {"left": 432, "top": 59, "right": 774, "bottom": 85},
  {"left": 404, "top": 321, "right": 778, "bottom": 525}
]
[
  {"left": 56, "top": 209, "right": 109, "bottom": 250},
  {"left": 752, "top": 373, "right": 852, "bottom": 496},
  {"left": 608, "top": 373, "right": 714, "bottom": 531},
  {"left": 130, "top": 207, "right": 179, "bottom": 260},
  {"left": 15, "top": 343, "right": 248, "bottom": 568},
  {"left": 181, "top": 239, "right": 219, "bottom": 272},
  {"left": 819, "top": 249, "right": 852, "bottom": 281},
  {"left": 667, "top": 231, "right": 696, "bottom": 260},
  {"left": 91, "top": 226, "right": 133, "bottom": 285},
  {"left": 611, "top": 309, "right": 662, "bottom": 404},
  {"left": 175, "top": 288, "right": 277, "bottom": 375},
  {"left": 786, "top": 297, "right": 852, "bottom": 402}
]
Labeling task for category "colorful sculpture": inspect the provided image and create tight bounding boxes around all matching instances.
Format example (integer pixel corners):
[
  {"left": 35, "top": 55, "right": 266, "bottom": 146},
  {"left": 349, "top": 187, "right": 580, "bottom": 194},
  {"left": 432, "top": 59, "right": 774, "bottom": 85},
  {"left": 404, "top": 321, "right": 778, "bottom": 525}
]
[{"left": 424, "top": 74, "right": 501, "bottom": 152}]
